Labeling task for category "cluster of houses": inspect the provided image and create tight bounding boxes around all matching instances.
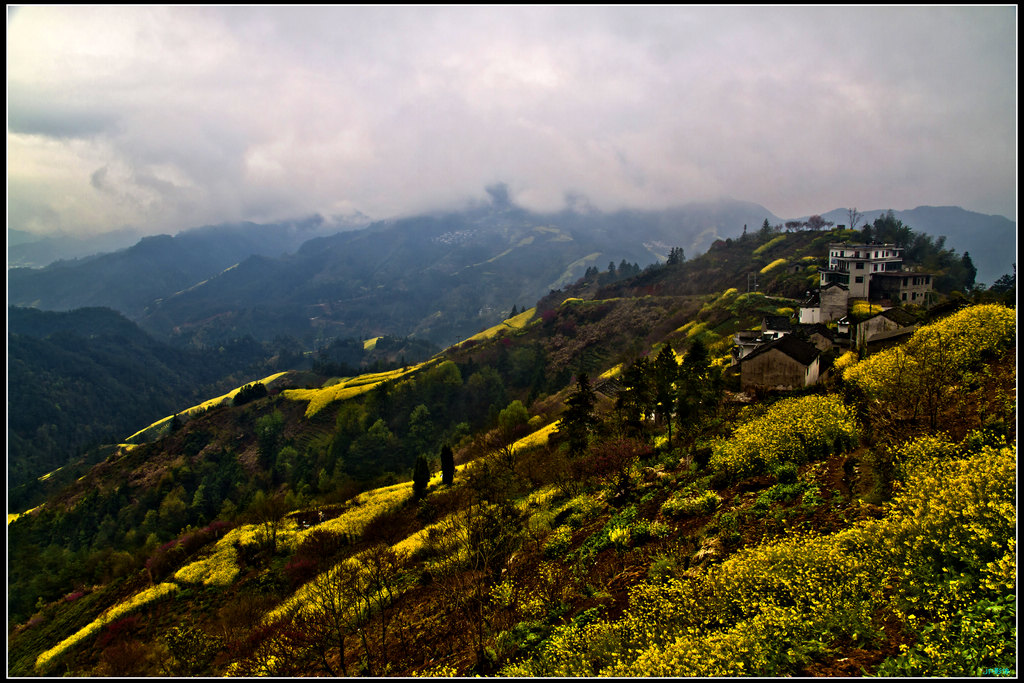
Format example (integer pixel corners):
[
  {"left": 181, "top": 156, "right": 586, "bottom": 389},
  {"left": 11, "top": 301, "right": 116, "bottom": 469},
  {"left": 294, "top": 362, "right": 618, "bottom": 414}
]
[{"left": 732, "top": 241, "right": 933, "bottom": 393}]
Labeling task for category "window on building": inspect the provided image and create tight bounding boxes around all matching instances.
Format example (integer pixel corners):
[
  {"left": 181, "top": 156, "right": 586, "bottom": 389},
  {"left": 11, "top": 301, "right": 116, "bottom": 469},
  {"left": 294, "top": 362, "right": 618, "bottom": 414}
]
[
  {"left": 856, "top": 262, "right": 864, "bottom": 269},
  {"left": 902, "top": 293, "right": 907, "bottom": 301},
  {"left": 855, "top": 276, "right": 864, "bottom": 283}
]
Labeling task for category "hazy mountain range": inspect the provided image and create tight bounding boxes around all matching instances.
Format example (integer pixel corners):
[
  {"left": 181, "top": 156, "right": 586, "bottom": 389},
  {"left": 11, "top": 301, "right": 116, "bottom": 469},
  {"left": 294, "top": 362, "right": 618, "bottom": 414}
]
[{"left": 8, "top": 196, "right": 1015, "bottom": 349}]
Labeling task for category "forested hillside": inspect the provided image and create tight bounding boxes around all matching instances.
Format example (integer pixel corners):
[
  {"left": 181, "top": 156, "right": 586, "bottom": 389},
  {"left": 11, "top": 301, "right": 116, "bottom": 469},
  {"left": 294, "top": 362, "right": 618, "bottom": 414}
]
[
  {"left": 7, "top": 307, "right": 438, "bottom": 512},
  {"left": 7, "top": 223, "right": 1015, "bottom": 678}
]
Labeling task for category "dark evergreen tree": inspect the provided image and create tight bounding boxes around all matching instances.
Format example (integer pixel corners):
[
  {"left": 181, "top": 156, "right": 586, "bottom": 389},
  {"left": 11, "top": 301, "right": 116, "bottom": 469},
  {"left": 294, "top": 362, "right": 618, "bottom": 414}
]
[
  {"left": 653, "top": 345, "right": 679, "bottom": 446},
  {"left": 961, "top": 252, "right": 978, "bottom": 290},
  {"left": 560, "top": 373, "right": 598, "bottom": 457},
  {"left": 440, "top": 444, "right": 455, "bottom": 486},
  {"left": 616, "top": 357, "right": 654, "bottom": 439},
  {"left": 676, "top": 339, "right": 724, "bottom": 454},
  {"left": 413, "top": 456, "right": 430, "bottom": 500}
]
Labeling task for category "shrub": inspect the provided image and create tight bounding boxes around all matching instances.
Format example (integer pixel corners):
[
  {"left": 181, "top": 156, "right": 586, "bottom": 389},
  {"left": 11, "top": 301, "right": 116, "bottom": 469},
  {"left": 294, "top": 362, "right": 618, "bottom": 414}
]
[
  {"left": 661, "top": 490, "right": 720, "bottom": 518},
  {"left": 710, "top": 395, "right": 858, "bottom": 477}
]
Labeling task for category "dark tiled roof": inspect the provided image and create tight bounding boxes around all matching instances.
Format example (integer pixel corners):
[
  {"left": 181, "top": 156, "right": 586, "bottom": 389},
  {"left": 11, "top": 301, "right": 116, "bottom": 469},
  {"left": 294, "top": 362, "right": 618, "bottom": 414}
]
[
  {"left": 797, "top": 323, "right": 835, "bottom": 341},
  {"left": 762, "top": 315, "right": 793, "bottom": 331},
  {"left": 741, "top": 334, "right": 820, "bottom": 367},
  {"left": 878, "top": 307, "right": 919, "bottom": 327},
  {"left": 866, "top": 326, "right": 917, "bottom": 344}
]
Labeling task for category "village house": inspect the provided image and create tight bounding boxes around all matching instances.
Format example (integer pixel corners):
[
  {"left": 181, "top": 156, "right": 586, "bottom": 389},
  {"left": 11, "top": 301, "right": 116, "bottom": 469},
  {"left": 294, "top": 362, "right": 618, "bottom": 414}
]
[
  {"left": 798, "top": 282, "right": 849, "bottom": 324},
  {"left": 738, "top": 334, "right": 821, "bottom": 392},
  {"left": 761, "top": 315, "right": 793, "bottom": 340},
  {"left": 819, "top": 242, "right": 905, "bottom": 298},
  {"left": 796, "top": 323, "right": 836, "bottom": 353},
  {"left": 814, "top": 242, "right": 933, "bottom": 309},
  {"left": 732, "top": 315, "right": 796, "bottom": 363},
  {"left": 854, "top": 307, "right": 920, "bottom": 351}
]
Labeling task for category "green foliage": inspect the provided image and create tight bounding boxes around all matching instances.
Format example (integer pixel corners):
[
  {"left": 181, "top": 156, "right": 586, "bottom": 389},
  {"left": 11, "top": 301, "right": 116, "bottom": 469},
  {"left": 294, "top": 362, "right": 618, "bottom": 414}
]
[
  {"left": 164, "top": 625, "right": 223, "bottom": 676},
  {"left": 661, "top": 489, "right": 720, "bottom": 518},
  {"left": 232, "top": 381, "right": 267, "bottom": 406}
]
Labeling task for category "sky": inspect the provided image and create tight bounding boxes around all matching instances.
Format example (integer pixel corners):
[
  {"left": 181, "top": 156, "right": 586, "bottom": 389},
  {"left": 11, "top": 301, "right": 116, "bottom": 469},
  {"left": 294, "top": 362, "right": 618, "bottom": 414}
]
[{"left": 6, "top": 5, "right": 1017, "bottom": 238}]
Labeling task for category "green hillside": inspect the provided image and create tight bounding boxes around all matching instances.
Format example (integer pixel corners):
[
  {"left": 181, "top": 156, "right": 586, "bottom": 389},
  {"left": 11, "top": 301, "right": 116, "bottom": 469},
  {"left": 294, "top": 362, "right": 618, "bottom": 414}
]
[{"left": 7, "top": 225, "right": 1015, "bottom": 678}]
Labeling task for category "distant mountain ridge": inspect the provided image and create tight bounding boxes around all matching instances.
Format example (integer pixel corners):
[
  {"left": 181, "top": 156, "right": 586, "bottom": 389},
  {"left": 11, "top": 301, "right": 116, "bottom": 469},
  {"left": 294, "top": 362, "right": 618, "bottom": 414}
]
[{"left": 8, "top": 197, "right": 1013, "bottom": 349}]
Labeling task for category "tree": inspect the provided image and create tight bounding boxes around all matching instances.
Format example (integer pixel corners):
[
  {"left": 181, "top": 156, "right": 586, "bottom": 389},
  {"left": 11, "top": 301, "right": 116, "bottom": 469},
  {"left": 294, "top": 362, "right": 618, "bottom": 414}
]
[
  {"left": 676, "top": 339, "right": 724, "bottom": 454},
  {"left": 806, "top": 214, "right": 833, "bottom": 231},
  {"left": 163, "top": 625, "right": 222, "bottom": 676},
  {"left": 248, "top": 490, "right": 289, "bottom": 554},
  {"left": 440, "top": 444, "right": 455, "bottom": 486},
  {"left": 758, "top": 219, "right": 774, "bottom": 241},
  {"left": 871, "top": 210, "right": 913, "bottom": 247},
  {"left": 560, "top": 373, "right": 598, "bottom": 456},
  {"left": 652, "top": 345, "right": 679, "bottom": 446},
  {"left": 616, "top": 357, "right": 654, "bottom": 439},
  {"left": 666, "top": 247, "right": 685, "bottom": 265},
  {"left": 233, "top": 382, "right": 267, "bottom": 406},
  {"left": 847, "top": 207, "right": 864, "bottom": 232},
  {"left": 492, "top": 400, "right": 530, "bottom": 471},
  {"left": 255, "top": 410, "right": 285, "bottom": 471},
  {"left": 413, "top": 456, "right": 430, "bottom": 500},
  {"left": 298, "top": 558, "right": 365, "bottom": 676},
  {"left": 406, "top": 404, "right": 434, "bottom": 459},
  {"left": 961, "top": 252, "right": 978, "bottom": 291}
]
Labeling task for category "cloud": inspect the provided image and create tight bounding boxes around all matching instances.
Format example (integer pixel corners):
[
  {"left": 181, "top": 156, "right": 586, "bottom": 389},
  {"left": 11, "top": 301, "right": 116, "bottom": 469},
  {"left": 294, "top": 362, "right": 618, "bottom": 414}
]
[{"left": 6, "top": 6, "right": 1016, "bottom": 237}]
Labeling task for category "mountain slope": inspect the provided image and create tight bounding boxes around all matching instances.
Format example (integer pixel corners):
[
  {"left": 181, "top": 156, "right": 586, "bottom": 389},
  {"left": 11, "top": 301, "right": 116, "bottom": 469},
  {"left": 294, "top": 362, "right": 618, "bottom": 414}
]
[
  {"left": 7, "top": 227, "right": 1015, "bottom": 678},
  {"left": 7, "top": 216, "right": 341, "bottom": 317},
  {"left": 138, "top": 197, "right": 781, "bottom": 347},
  {"left": 6, "top": 307, "right": 271, "bottom": 503}
]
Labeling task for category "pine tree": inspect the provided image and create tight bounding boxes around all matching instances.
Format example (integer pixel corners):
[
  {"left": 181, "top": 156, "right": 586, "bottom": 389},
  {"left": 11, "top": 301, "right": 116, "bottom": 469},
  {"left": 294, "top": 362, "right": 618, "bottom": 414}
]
[
  {"left": 653, "top": 345, "right": 679, "bottom": 446},
  {"left": 617, "top": 357, "right": 654, "bottom": 439},
  {"left": 560, "top": 373, "right": 598, "bottom": 457},
  {"left": 676, "top": 339, "right": 723, "bottom": 454},
  {"left": 440, "top": 444, "right": 455, "bottom": 486},
  {"left": 413, "top": 456, "right": 430, "bottom": 500}
]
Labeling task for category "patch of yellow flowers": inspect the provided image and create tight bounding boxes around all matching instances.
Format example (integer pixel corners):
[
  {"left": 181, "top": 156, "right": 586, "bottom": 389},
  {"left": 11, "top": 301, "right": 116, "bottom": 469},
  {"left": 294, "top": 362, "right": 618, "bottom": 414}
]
[
  {"left": 504, "top": 437, "right": 1015, "bottom": 677},
  {"left": 710, "top": 395, "right": 858, "bottom": 476}
]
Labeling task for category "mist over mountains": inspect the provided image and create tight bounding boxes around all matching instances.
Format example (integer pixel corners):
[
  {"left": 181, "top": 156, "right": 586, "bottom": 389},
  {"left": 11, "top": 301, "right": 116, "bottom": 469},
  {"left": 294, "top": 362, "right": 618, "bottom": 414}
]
[{"left": 8, "top": 195, "right": 1015, "bottom": 350}]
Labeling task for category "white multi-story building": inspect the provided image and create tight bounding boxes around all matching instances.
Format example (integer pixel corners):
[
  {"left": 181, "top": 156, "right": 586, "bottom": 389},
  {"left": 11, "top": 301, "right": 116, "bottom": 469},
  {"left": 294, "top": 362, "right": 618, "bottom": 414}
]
[{"left": 819, "top": 243, "right": 905, "bottom": 298}]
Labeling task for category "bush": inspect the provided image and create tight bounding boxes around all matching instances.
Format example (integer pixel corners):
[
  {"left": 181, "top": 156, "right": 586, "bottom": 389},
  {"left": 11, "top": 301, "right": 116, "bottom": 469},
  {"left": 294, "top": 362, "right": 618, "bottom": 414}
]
[
  {"left": 661, "top": 490, "right": 721, "bottom": 518},
  {"left": 710, "top": 395, "right": 859, "bottom": 477}
]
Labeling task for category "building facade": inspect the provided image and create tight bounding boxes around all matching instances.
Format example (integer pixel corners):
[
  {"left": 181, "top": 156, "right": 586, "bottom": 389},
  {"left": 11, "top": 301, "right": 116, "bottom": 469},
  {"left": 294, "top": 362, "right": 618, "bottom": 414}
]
[{"left": 819, "top": 243, "right": 906, "bottom": 298}]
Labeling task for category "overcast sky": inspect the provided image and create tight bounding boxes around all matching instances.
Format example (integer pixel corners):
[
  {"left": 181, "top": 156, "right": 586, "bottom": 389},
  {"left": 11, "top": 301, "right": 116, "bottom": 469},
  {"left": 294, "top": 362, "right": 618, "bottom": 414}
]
[{"left": 7, "top": 5, "right": 1017, "bottom": 237}]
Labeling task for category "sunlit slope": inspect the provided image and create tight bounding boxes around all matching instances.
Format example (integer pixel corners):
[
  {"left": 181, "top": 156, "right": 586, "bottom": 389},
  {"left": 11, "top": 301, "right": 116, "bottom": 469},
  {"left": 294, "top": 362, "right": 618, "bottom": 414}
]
[
  {"left": 460, "top": 307, "right": 537, "bottom": 344},
  {"left": 283, "top": 363, "right": 433, "bottom": 418},
  {"left": 124, "top": 371, "right": 290, "bottom": 444}
]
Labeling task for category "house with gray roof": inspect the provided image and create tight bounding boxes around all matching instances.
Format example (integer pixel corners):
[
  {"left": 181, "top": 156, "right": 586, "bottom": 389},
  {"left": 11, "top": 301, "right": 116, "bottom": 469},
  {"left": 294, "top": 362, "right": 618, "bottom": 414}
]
[{"left": 739, "top": 334, "right": 822, "bottom": 392}]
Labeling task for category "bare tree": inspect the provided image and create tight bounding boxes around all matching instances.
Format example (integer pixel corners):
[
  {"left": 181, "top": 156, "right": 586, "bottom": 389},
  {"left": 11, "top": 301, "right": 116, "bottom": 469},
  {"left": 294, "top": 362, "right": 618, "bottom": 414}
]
[{"left": 848, "top": 207, "right": 864, "bottom": 232}]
